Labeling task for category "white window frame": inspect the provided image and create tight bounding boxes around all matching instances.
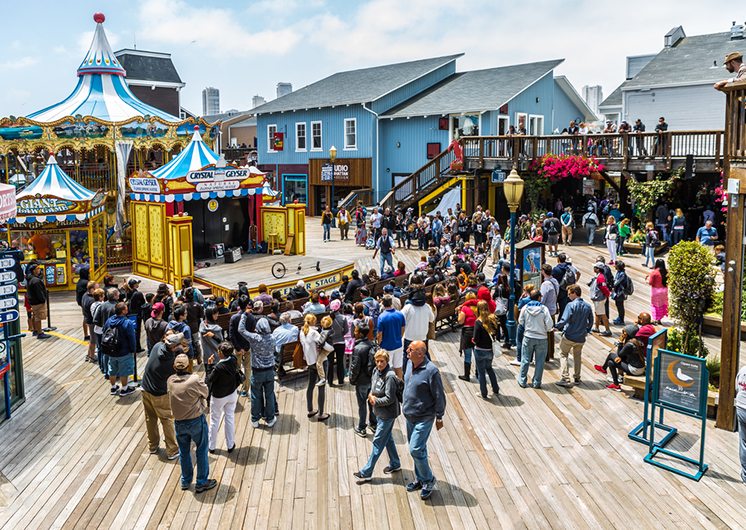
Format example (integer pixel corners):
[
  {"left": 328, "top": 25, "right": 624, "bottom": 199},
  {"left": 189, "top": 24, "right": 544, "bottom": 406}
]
[
  {"left": 295, "top": 122, "right": 306, "bottom": 152},
  {"left": 310, "top": 121, "right": 323, "bottom": 151},
  {"left": 343, "top": 118, "right": 357, "bottom": 150},
  {"left": 515, "top": 112, "right": 528, "bottom": 133},
  {"left": 267, "top": 124, "right": 277, "bottom": 153},
  {"left": 528, "top": 114, "right": 544, "bottom": 136},
  {"left": 497, "top": 115, "right": 509, "bottom": 135}
]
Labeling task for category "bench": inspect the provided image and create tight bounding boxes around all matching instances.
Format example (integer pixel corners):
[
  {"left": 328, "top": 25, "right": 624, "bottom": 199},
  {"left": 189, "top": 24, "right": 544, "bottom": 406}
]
[
  {"left": 278, "top": 340, "right": 307, "bottom": 380},
  {"left": 216, "top": 311, "right": 236, "bottom": 332},
  {"left": 434, "top": 298, "right": 460, "bottom": 333}
]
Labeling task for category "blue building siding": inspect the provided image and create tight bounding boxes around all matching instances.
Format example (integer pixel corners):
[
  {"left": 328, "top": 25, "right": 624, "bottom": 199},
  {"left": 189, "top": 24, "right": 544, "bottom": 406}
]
[
  {"left": 553, "top": 80, "right": 588, "bottom": 131},
  {"left": 371, "top": 62, "right": 457, "bottom": 115},
  {"left": 505, "top": 73, "right": 555, "bottom": 134},
  {"left": 257, "top": 106, "right": 374, "bottom": 165}
]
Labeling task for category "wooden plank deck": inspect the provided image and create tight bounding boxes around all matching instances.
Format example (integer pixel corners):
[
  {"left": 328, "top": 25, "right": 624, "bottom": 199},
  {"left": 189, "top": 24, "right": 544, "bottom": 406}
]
[{"left": 0, "top": 220, "right": 745, "bottom": 529}]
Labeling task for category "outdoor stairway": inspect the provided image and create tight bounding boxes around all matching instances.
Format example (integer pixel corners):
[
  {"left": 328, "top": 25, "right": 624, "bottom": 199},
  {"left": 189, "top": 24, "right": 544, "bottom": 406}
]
[{"left": 379, "top": 146, "right": 456, "bottom": 211}]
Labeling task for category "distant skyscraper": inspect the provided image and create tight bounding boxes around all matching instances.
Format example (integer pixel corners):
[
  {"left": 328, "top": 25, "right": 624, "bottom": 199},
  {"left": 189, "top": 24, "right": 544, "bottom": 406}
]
[
  {"left": 202, "top": 87, "right": 220, "bottom": 115},
  {"left": 276, "top": 82, "right": 293, "bottom": 98},
  {"left": 582, "top": 85, "right": 603, "bottom": 117},
  {"left": 252, "top": 95, "right": 267, "bottom": 108}
]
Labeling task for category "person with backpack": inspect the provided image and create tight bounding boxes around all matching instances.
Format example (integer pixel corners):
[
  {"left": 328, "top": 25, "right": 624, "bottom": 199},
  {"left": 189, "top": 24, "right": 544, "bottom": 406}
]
[
  {"left": 582, "top": 207, "right": 600, "bottom": 245},
  {"left": 326, "top": 299, "right": 349, "bottom": 386},
  {"left": 205, "top": 341, "right": 242, "bottom": 453},
  {"left": 401, "top": 288, "right": 435, "bottom": 375},
  {"left": 199, "top": 306, "right": 224, "bottom": 367},
  {"left": 543, "top": 212, "right": 561, "bottom": 257},
  {"left": 126, "top": 278, "right": 146, "bottom": 353},
  {"left": 353, "top": 349, "right": 402, "bottom": 483},
  {"left": 589, "top": 263, "right": 612, "bottom": 337},
  {"left": 141, "top": 331, "right": 185, "bottom": 460},
  {"left": 101, "top": 302, "right": 138, "bottom": 396},
  {"left": 145, "top": 302, "right": 169, "bottom": 354},
  {"left": 517, "top": 290, "right": 554, "bottom": 389},
  {"left": 95, "top": 288, "right": 121, "bottom": 375},
  {"left": 472, "top": 300, "right": 502, "bottom": 398},
  {"left": 228, "top": 295, "right": 252, "bottom": 397},
  {"left": 560, "top": 208, "right": 574, "bottom": 246},
  {"left": 184, "top": 288, "right": 205, "bottom": 364},
  {"left": 372, "top": 227, "right": 396, "bottom": 275},
  {"left": 611, "top": 261, "right": 633, "bottom": 325},
  {"left": 238, "top": 317, "right": 278, "bottom": 428},
  {"left": 349, "top": 323, "right": 377, "bottom": 438},
  {"left": 551, "top": 253, "right": 579, "bottom": 317}
]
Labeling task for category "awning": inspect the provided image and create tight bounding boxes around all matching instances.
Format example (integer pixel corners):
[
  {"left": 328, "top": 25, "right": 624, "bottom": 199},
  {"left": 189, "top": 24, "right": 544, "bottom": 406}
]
[{"left": 132, "top": 187, "right": 264, "bottom": 203}]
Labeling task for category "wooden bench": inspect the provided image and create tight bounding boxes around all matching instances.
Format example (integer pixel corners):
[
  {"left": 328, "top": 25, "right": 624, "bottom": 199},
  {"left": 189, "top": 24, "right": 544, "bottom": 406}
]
[
  {"left": 278, "top": 340, "right": 307, "bottom": 380},
  {"left": 216, "top": 311, "right": 237, "bottom": 332},
  {"left": 434, "top": 298, "right": 460, "bottom": 333}
]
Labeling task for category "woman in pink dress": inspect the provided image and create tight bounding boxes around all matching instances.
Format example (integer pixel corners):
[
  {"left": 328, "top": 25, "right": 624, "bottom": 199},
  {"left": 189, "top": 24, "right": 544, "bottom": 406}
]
[{"left": 647, "top": 258, "right": 668, "bottom": 325}]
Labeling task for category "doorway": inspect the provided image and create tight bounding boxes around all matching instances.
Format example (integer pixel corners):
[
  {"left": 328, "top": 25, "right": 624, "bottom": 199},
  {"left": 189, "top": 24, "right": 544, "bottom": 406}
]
[{"left": 282, "top": 174, "right": 308, "bottom": 205}]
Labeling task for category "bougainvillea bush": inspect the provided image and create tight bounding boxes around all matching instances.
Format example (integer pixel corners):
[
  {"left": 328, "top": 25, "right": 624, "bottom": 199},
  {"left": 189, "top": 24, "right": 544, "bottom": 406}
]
[{"left": 529, "top": 154, "right": 605, "bottom": 182}]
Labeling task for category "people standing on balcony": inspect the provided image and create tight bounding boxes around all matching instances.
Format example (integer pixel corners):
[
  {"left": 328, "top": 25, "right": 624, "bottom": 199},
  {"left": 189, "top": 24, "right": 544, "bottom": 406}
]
[
  {"left": 602, "top": 121, "right": 617, "bottom": 156},
  {"left": 560, "top": 208, "right": 574, "bottom": 246},
  {"left": 633, "top": 119, "right": 648, "bottom": 158},
  {"left": 671, "top": 208, "right": 687, "bottom": 245},
  {"left": 321, "top": 205, "right": 333, "bottom": 242},
  {"left": 714, "top": 51, "right": 745, "bottom": 90},
  {"left": 654, "top": 117, "right": 668, "bottom": 157},
  {"left": 582, "top": 207, "right": 599, "bottom": 245},
  {"left": 618, "top": 120, "right": 631, "bottom": 156}
]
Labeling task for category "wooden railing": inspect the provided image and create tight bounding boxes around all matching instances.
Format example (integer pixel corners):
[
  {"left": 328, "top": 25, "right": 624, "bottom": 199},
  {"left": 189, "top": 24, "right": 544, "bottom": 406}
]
[
  {"left": 339, "top": 187, "right": 373, "bottom": 210},
  {"left": 379, "top": 147, "right": 455, "bottom": 210},
  {"left": 461, "top": 130, "right": 724, "bottom": 170}
]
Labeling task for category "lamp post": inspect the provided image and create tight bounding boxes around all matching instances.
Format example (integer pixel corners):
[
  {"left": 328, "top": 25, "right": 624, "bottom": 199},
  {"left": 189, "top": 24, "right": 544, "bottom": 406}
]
[
  {"left": 503, "top": 165, "right": 525, "bottom": 346},
  {"left": 329, "top": 145, "right": 337, "bottom": 221}
]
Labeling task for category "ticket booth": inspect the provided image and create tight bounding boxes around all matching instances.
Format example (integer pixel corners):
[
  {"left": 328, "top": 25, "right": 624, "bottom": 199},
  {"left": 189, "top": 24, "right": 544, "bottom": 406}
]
[{"left": 514, "top": 239, "right": 553, "bottom": 358}]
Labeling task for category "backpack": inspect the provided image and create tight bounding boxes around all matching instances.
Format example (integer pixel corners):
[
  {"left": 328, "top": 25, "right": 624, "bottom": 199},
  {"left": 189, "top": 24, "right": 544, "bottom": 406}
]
[
  {"left": 558, "top": 266, "right": 576, "bottom": 290},
  {"left": 547, "top": 220, "right": 559, "bottom": 235},
  {"left": 100, "top": 325, "right": 121, "bottom": 356},
  {"left": 649, "top": 230, "right": 660, "bottom": 246},
  {"left": 386, "top": 370, "right": 404, "bottom": 403},
  {"left": 589, "top": 278, "right": 605, "bottom": 302},
  {"left": 624, "top": 274, "right": 634, "bottom": 296}
]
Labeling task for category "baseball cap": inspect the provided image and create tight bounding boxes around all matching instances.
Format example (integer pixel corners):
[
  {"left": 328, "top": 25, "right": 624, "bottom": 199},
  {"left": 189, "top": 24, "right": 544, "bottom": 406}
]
[
  {"left": 151, "top": 302, "right": 165, "bottom": 318},
  {"left": 128, "top": 278, "right": 141, "bottom": 287},
  {"left": 253, "top": 300, "right": 264, "bottom": 310},
  {"left": 165, "top": 332, "right": 184, "bottom": 346},
  {"left": 594, "top": 261, "right": 605, "bottom": 270},
  {"left": 173, "top": 354, "right": 189, "bottom": 370},
  {"left": 383, "top": 284, "right": 394, "bottom": 293}
]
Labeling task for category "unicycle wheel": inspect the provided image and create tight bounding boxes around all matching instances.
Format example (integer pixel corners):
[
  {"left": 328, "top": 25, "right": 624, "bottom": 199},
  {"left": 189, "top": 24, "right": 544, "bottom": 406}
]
[{"left": 271, "top": 262, "right": 287, "bottom": 279}]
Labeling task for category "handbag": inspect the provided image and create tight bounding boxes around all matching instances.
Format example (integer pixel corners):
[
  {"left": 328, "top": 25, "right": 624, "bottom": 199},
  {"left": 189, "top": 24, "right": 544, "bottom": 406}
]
[
  {"left": 494, "top": 296, "right": 508, "bottom": 316},
  {"left": 490, "top": 334, "right": 503, "bottom": 357}
]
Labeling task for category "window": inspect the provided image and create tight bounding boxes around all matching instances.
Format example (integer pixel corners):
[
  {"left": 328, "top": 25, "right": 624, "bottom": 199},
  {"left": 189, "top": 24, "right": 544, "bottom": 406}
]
[
  {"left": 311, "top": 121, "right": 322, "bottom": 151},
  {"left": 344, "top": 118, "right": 357, "bottom": 150},
  {"left": 267, "top": 124, "right": 277, "bottom": 152},
  {"left": 528, "top": 115, "right": 544, "bottom": 136},
  {"left": 295, "top": 122, "right": 306, "bottom": 151}
]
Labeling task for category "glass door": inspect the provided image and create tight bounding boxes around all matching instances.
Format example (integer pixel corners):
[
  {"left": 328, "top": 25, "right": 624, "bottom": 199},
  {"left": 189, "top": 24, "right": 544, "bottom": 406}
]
[{"left": 282, "top": 174, "right": 308, "bottom": 205}]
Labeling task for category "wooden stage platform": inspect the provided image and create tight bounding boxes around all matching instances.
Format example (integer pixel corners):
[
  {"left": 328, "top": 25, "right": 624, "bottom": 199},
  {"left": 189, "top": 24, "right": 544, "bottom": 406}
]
[{"left": 194, "top": 254, "right": 354, "bottom": 299}]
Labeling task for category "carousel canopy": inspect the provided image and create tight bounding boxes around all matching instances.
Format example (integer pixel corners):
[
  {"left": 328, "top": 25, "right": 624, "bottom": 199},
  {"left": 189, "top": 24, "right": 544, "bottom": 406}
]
[
  {"left": 26, "top": 13, "right": 179, "bottom": 124},
  {"left": 11, "top": 156, "right": 103, "bottom": 223},
  {"left": 150, "top": 127, "right": 219, "bottom": 180}
]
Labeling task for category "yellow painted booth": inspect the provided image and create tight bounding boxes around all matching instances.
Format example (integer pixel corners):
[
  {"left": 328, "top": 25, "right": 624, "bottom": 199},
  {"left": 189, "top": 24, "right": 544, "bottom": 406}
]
[
  {"left": 261, "top": 203, "right": 306, "bottom": 255},
  {"left": 6, "top": 156, "right": 107, "bottom": 290}
]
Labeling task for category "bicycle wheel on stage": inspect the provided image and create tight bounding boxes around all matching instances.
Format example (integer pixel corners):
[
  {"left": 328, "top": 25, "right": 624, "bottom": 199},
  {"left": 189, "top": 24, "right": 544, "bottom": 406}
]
[{"left": 271, "top": 262, "right": 287, "bottom": 279}]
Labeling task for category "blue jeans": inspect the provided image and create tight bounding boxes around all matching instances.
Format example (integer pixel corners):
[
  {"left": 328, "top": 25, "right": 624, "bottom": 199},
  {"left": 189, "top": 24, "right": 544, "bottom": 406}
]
[
  {"left": 643, "top": 244, "right": 655, "bottom": 268},
  {"left": 586, "top": 225, "right": 596, "bottom": 245},
  {"left": 250, "top": 368, "right": 276, "bottom": 422},
  {"left": 379, "top": 252, "right": 393, "bottom": 273},
  {"left": 737, "top": 406, "right": 746, "bottom": 483},
  {"left": 519, "top": 337, "right": 548, "bottom": 388},
  {"left": 360, "top": 417, "right": 400, "bottom": 477},
  {"left": 515, "top": 324, "right": 525, "bottom": 362},
  {"left": 175, "top": 415, "right": 210, "bottom": 487},
  {"left": 355, "top": 383, "right": 377, "bottom": 431},
  {"left": 322, "top": 223, "right": 331, "bottom": 241},
  {"left": 474, "top": 348, "right": 499, "bottom": 397},
  {"left": 405, "top": 417, "right": 435, "bottom": 488}
]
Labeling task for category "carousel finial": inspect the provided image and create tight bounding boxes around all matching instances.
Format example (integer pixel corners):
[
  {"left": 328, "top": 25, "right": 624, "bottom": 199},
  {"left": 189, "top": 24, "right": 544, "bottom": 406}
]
[
  {"left": 194, "top": 125, "right": 200, "bottom": 131},
  {"left": 93, "top": 12, "right": 106, "bottom": 23}
]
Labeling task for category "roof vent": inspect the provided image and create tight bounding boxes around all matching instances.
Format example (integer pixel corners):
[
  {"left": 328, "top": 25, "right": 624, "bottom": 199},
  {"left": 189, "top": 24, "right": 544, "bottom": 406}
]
[
  {"left": 664, "top": 25, "right": 686, "bottom": 47},
  {"left": 731, "top": 21, "right": 744, "bottom": 40}
]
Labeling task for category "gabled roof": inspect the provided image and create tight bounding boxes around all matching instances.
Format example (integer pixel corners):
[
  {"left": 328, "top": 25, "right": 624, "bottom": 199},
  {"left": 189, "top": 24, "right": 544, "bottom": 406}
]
[
  {"left": 115, "top": 49, "right": 184, "bottom": 85},
  {"left": 252, "top": 54, "right": 464, "bottom": 115},
  {"left": 380, "top": 59, "right": 563, "bottom": 118},
  {"left": 599, "top": 81, "right": 627, "bottom": 109},
  {"left": 623, "top": 31, "right": 743, "bottom": 89},
  {"left": 203, "top": 110, "right": 253, "bottom": 123},
  {"left": 554, "top": 75, "right": 598, "bottom": 121}
]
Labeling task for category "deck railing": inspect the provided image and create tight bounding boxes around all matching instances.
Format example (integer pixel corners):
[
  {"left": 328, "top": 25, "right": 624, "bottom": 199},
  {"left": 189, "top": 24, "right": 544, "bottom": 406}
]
[{"left": 379, "top": 147, "right": 455, "bottom": 210}]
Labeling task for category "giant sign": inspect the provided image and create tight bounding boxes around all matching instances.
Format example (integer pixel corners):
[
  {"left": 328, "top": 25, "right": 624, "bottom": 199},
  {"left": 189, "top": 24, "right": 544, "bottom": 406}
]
[{"left": 17, "top": 197, "right": 76, "bottom": 215}]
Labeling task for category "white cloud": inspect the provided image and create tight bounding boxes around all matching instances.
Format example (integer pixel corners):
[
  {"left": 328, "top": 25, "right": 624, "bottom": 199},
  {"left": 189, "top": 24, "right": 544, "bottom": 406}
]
[
  {"left": 0, "top": 56, "right": 38, "bottom": 70},
  {"left": 137, "top": 0, "right": 302, "bottom": 57}
]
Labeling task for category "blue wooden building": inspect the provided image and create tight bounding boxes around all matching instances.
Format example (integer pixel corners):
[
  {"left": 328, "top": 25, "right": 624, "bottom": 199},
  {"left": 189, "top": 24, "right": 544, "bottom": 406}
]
[{"left": 254, "top": 54, "right": 595, "bottom": 213}]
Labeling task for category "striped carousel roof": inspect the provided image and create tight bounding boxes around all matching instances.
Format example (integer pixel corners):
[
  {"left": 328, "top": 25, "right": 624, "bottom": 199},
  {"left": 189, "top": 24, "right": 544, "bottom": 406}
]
[
  {"left": 12, "top": 156, "right": 103, "bottom": 223},
  {"left": 150, "top": 128, "right": 219, "bottom": 180},
  {"left": 26, "top": 13, "right": 178, "bottom": 123}
]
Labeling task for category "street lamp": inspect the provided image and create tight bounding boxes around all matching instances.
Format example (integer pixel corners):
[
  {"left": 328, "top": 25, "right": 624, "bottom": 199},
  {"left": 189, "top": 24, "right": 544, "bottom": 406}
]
[
  {"left": 329, "top": 145, "right": 337, "bottom": 219},
  {"left": 503, "top": 165, "right": 525, "bottom": 346}
]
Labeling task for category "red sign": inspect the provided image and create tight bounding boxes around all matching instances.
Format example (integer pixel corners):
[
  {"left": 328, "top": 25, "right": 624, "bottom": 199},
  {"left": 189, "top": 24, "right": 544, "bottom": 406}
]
[
  {"left": 272, "top": 132, "right": 284, "bottom": 151},
  {"left": 0, "top": 183, "right": 16, "bottom": 223}
]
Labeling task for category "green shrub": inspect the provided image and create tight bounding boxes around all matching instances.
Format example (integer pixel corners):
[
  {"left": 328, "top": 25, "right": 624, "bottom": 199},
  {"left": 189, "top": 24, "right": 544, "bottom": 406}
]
[
  {"left": 706, "top": 355, "right": 721, "bottom": 390},
  {"left": 667, "top": 241, "right": 715, "bottom": 357}
]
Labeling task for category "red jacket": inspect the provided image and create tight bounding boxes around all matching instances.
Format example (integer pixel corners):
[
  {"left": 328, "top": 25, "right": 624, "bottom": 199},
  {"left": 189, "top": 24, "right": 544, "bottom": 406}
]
[{"left": 597, "top": 273, "right": 611, "bottom": 298}]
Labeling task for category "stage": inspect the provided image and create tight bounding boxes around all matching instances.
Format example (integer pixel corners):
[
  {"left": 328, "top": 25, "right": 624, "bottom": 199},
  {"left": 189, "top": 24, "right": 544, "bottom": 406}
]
[{"left": 193, "top": 253, "right": 354, "bottom": 299}]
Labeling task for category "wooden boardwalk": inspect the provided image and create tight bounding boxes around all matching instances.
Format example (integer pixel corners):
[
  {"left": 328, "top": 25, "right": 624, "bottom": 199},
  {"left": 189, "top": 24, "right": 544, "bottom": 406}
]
[{"left": 0, "top": 221, "right": 745, "bottom": 529}]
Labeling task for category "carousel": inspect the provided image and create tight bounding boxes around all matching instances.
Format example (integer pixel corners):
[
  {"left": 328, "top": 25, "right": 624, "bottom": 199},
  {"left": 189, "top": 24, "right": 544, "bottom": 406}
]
[
  {"left": 5, "top": 156, "right": 107, "bottom": 290},
  {"left": 0, "top": 13, "right": 218, "bottom": 265}
]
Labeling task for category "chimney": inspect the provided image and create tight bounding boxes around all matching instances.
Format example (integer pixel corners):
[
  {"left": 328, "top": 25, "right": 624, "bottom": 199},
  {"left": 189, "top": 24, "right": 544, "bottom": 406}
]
[{"left": 664, "top": 25, "right": 686, "bottom": 47}]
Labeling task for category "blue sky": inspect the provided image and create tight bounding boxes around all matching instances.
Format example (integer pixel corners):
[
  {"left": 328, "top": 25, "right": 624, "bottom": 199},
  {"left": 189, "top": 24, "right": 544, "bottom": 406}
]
[{"left": 0, "top": 0, "right": 738, "bottom": 117}]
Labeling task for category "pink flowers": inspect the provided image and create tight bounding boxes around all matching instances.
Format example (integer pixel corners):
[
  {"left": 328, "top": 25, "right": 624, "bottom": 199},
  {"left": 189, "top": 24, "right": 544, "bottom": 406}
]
[
  {"left": 529, "top": 154, "right": 605, "bottom": 182},
  {"left": 714, "top": 174, "right": 727, "bottom": 213}
]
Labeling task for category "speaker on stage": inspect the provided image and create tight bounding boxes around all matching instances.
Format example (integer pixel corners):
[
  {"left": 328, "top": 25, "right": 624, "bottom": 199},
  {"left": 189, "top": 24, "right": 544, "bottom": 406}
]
[
  {"left": 225, "top": 247, "right": 242, "bottom": 263},
  {"left": 210, "top": 243, "right": 225, "bottom": 259}
]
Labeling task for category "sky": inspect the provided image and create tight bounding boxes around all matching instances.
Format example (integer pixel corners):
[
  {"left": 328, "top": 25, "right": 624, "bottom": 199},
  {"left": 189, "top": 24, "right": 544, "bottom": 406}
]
[{"left": 0, "top": 0, "right": 742, "bottom": 117}]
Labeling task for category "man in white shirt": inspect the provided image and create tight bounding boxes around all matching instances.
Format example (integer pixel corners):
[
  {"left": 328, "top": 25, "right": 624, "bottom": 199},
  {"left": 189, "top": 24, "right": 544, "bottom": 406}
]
[
  {"left": 401, "top": 291, "right": 435, "bottom": 374},
  {"left": 370, "top": 207, "right": 383, "bottom": 239}
]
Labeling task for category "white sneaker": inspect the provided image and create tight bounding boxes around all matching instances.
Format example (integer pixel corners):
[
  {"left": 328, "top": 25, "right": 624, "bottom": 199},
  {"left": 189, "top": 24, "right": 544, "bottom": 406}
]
[
  {"left": 251, "top": 421, "right": 259, "bottom": 428},
  {"left": 266, "top": 417, "right": 277, "bottom": 428},
  {"left": 510, "top": 359, "right": 521, "bottom": 366},
  {"left": 315, "top": 378, "right": 327, "bottom": 387}
]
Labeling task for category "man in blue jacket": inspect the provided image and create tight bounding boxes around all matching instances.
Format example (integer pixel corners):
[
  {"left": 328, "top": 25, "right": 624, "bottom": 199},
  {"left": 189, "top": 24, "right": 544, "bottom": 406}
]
[
  {"left": 554, "top": 284, "right": 594, "bottom": 388},
  {"left": 102, "top": 302, "right": 137, "bottom": 396},
  {"left": 403, "top": 341, "right": 446, "bottom": 500}
]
